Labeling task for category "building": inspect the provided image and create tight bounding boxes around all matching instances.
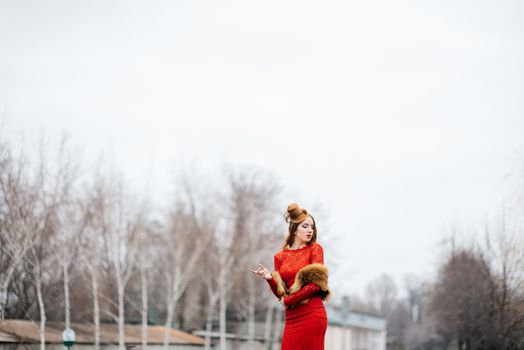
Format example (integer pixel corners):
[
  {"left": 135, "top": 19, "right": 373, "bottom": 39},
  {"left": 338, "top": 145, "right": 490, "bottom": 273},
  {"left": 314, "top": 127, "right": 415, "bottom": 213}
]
[
  {"left": 0, "top": 319, "right": 205, "bottom": 350},
  {"left": 325, "top": 299, "right": 387, "bottom": 350}
]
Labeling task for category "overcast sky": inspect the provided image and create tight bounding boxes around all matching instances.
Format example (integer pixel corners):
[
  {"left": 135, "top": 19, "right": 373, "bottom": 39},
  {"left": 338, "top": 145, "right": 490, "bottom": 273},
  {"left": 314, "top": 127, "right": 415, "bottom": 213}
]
[{"left": 1, "top": 0, "right": 524, "bottom": 298}]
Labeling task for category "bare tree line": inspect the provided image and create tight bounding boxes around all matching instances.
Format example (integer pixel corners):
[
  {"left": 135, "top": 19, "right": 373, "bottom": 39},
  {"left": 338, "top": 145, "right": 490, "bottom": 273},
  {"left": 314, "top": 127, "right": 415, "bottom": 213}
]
[
  {"left": 0, "top": 136, "right": 285, "bottom": 350},
  {"left": 3, "top": 133, "right": 523, "bottom": 350},
  {"left": 353, "top": 215, "right": 524, "bottom": 350}
]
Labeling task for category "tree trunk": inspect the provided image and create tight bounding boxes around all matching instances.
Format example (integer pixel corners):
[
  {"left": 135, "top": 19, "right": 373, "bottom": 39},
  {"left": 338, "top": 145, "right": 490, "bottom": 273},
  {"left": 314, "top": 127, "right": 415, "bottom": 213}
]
[
  {"left": 247, "top": 291, "right": 256, "bottom": 347},
  {"left": 92, "top": 271, "right": 100, "bottom": 350},
  {"left": 272, "top": 309, "right": 283, "bottom": 350},
  {"left": 263, "top": 301, "right": 274, "bottom": 350},
  {"left": 35, "top": 267, "right": 46, "bottom": 350},
  {"left": 0, "top": 252, "right": 27, "bottom": 320},
  {"left": 205, "top": 300, "right": 215, "bottom": 350},
  {"left": 141, "top": 264, "right": 148, "bottom": 350},
  {"left": 63, "top": 263, "right": 70, "bottom": 329},
  {"left": 116, "top": 270, "right": 126, "bottom": 350},
  {"left": 219, "top": 277, "right": 227, "bottom": 350},
  {"left": 163, "top": 276, "right": 187, "bottom": 350},
  {"left": 163, "top": 298, "right": 175, "bottom": 350},
  {"left": 0, "top": 286, "right": 7, "bottom": 320}
]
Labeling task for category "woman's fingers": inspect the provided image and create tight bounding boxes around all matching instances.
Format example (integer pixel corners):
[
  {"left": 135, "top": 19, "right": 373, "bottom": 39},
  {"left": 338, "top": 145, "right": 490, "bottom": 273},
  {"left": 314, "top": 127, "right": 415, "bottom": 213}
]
[{"left": 250, "top": 264, "right": 269, "bottom": 277}]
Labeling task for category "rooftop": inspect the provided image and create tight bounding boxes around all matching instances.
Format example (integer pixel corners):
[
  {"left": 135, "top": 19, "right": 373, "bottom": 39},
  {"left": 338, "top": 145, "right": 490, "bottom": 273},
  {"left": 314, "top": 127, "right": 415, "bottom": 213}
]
[{"left": 0, "top": 320, "right": 205, "bottom": 345}]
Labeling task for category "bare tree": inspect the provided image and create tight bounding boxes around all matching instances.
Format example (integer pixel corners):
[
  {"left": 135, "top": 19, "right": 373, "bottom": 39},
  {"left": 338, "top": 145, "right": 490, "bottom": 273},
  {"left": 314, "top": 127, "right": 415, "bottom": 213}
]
[
  {"left": 136, "top": 218, "right": 160, "bottom": 350},
  {"left": 431, "top": 244, "right": 499, "bottom": 349},
  {"left": 200, "top": 232, "right": 222, "bottom": 350},
  {"left": 159, "top": 206, "right": 210, "bottom": 349},
  {"left": 138, "top": 233, "right": 150, "bottom": 350},
  {"left": 365, "top": 273, "right": 398, "bottom": 316},
  {"left": 364, "top": 273, "right": 410, "bottom": 349},
  {"left": 484, "top": 214, "right": 524, "bottom": 348},
  {"left": 76, "top": 170, "right": 111, "bottom": 350},
  {"left": 224, "top": 167, "right": 281, "bottom": 348},
  {"left": 1, "top": 134, "right": 294, "bottom": 350},
  {"left": 103, "top": 179, "right": 142, "bottom": 350},
  {"left": 21, "top": 138, "right": 78, "bottom": 350},
  {"left": 160, "top": 162, "right": 213, "bottom": 349},
  {"left": 27, "top": 236, "right": 50, "bottom": 350},
  {"left": 156, "top": 164, "right": 220, "bottom": 349},
  {"left": 430, "top": 214, "right": 524, "bottom": 350},
  {"left": 0, "top": 141, "right": 36, "bottom": 320},
  {"left": 210, "top": 226, "right": 238, "bottom": 350},
  {"left": 47, "top": 146, "right": 80, "bottom": 330}
]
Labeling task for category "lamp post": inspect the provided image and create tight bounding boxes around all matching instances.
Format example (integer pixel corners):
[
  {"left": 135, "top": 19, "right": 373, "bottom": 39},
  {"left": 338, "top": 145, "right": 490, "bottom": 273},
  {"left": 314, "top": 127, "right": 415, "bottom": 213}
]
[{"left": 63, "top": 327, "right": 75, "bottom": 350}]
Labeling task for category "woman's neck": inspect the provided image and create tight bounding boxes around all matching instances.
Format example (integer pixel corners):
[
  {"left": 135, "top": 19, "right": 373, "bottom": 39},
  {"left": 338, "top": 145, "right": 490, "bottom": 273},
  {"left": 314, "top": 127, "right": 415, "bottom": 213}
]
[{"left": 290, "top": 241, "right": 307, "bottom": 250}]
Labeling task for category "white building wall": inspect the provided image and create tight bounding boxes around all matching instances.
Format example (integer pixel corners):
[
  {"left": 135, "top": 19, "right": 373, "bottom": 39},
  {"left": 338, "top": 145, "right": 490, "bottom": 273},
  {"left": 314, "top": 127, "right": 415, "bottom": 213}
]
[{"left": 326, "top": 325, "right": 352, "bottom": 350}]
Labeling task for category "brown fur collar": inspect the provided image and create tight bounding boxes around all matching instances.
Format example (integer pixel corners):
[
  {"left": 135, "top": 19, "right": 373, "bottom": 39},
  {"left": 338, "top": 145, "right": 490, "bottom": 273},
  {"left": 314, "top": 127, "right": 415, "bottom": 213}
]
[{"left": 272, "top": 263, "right": 331, "bottom": 303}]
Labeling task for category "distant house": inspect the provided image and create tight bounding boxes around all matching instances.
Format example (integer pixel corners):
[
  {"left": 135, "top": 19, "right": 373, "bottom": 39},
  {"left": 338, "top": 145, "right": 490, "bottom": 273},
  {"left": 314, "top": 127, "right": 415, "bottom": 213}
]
[
  {"left": 325, "top": 299, "right": 387, "bottom": 350},
  {"left": 0, "top": 319, "right": 205, "bottom": 349}
]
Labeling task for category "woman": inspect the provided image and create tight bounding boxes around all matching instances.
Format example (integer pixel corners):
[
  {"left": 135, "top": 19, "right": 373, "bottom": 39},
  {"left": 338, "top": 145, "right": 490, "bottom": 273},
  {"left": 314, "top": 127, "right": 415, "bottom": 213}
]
[{"left": 251, "top": 203, "right": 331, "bottom": 350}]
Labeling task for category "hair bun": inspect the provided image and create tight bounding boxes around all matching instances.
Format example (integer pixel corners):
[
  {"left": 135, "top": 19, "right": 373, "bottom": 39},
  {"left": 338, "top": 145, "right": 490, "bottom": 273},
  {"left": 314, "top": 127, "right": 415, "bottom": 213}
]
[{"left": 284, "top": 203, "right": 309, "bottom": 224}]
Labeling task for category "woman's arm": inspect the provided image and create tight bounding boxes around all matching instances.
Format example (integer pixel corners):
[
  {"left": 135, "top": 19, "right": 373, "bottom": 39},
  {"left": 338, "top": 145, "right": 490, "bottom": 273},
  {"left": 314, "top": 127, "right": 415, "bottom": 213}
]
[
  {"left": 282, "top": 283, "right": 320, "bottom": 306},
  {"left": 266, "top": 255, "right": 282, "bottom": 298}
]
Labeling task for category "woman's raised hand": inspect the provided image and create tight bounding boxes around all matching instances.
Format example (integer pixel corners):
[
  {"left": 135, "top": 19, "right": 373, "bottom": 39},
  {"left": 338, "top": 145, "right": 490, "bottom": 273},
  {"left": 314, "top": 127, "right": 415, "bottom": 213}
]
[{"left": 250, "top": 264, "right": 272, "bottom": 280}]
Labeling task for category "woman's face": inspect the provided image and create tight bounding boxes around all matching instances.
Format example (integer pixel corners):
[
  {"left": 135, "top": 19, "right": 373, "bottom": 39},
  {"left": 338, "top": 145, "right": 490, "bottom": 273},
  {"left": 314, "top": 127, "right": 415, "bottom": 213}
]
[{"left": 295, "top": 216, "right": 315, "bottom": 244}]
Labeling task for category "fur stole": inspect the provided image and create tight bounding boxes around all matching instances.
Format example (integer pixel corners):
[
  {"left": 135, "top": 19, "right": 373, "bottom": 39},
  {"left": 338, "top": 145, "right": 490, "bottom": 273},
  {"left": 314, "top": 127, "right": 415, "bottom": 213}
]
[{"left": 271, "top": 263, "right": 331, "bottom": 304}]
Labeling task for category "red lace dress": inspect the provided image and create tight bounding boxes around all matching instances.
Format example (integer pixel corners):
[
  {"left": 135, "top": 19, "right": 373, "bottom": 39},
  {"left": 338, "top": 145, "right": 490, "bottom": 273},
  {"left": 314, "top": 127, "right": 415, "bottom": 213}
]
[{"left": 267, "top": 243, "right": 328, "bottom": 350}]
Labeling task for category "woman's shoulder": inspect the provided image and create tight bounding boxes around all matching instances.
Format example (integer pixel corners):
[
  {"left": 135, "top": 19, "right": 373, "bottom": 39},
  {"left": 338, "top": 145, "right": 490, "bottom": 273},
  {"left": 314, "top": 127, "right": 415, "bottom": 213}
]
[{"left": 310, "top": 242, "right": 323, "bottom": 251}]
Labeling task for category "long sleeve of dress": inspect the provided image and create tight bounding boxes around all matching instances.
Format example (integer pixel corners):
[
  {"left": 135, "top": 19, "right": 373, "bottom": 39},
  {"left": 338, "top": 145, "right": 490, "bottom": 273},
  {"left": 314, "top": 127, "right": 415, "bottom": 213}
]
[
  {"left": 283, "top": 244, "right": 325, "bottom": 307},
  {"left": 283, "top": 283, "right": 320, "bottom": 306},
  {"left": 266, "top": 255, "right": 281, "bottom": 298}
]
